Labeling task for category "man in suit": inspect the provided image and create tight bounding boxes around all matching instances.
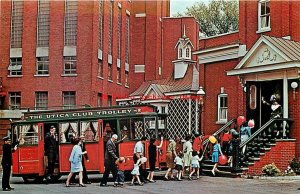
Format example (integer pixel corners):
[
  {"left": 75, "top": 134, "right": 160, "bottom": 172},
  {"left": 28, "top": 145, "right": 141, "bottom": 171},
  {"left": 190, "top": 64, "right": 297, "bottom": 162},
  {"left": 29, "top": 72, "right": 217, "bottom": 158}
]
[
  {"left": 100, "top": 134, "right": 126, "bottom": 186},
  {"left": 2, "top": 136, "right": 18, "bottom": 191},
  {"left": 44, "top": 126, "right": 58, "bottom": 181}
]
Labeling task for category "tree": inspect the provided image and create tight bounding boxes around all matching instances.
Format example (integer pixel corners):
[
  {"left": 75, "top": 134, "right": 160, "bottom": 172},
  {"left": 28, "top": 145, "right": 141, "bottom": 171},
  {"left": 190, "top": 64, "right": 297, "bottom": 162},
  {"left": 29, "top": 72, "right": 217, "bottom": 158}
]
[{"left": 174, "top": 0, "right": 239, "bottom": 38}]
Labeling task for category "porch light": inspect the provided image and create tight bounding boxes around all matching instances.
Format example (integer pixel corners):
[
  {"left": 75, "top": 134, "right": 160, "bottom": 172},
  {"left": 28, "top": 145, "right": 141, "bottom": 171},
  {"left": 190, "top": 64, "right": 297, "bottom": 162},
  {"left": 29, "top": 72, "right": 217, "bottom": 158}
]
[
  {"left": 291, "top": 81, "right": 298, "bottom": 100},
  {"left": 197, "top": 86, "right": 205, "bottom": 133},
  {"left": 197, "top": 86, "right": 206, "bottom": 96}
]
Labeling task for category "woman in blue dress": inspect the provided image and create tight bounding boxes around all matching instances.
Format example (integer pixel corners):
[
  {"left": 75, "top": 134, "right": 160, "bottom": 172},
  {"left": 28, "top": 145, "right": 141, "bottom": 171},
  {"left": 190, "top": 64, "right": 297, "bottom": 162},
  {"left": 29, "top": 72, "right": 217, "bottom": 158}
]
[
  {"left": 65, "top": 138, "right": 87, "bottom": 187},
  {"left": 211, "top": 139, "right": 223, "bottom": 176}
]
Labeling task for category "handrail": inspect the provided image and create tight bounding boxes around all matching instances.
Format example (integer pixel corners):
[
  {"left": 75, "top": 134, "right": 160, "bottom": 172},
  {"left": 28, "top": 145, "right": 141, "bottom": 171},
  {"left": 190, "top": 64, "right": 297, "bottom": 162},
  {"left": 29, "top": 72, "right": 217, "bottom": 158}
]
[
  {"left": 239, "top": 118, "right": 293, "bottom": 148},
  {"left": 203, "top": 118, "right": 236, "bottom": 145}
]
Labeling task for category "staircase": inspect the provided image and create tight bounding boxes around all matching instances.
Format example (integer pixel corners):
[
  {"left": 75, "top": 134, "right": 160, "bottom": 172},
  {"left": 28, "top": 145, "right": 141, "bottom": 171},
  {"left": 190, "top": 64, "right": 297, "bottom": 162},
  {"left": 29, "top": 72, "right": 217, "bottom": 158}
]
[{"left": 201, "top": 118, "right": 294, "bottom": 177}]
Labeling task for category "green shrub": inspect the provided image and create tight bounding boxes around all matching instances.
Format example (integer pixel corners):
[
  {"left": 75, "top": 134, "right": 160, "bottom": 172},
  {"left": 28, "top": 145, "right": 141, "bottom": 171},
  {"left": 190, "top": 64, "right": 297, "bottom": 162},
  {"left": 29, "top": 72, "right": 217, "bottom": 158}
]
[
  {"left": 262, "top": 163, "right": 281, "bottom": 176},
  {"left": 289, "top": 158, "right": 300, "bottom": 174}
]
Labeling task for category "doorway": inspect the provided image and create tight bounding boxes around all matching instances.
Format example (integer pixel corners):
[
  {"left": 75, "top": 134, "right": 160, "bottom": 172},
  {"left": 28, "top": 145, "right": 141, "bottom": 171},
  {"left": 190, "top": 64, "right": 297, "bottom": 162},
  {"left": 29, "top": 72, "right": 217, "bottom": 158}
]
[{"left": 246, "top": 80, "right": 283, "bottom": 129}]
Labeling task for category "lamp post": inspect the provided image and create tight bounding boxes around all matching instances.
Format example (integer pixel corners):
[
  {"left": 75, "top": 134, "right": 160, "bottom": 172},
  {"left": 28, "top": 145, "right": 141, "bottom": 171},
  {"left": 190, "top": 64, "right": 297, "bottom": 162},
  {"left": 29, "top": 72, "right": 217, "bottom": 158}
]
[{"left": 197, "top": 86, "right": 205, "bottom": 133}]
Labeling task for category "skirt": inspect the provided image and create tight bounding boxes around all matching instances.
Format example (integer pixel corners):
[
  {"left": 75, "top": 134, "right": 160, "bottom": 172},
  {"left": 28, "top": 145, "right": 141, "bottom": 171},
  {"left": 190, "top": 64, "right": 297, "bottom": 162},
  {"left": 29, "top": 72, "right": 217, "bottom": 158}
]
[
  {"left": 70, "top": 162, "right": 83, "bottom": 173},
  {"left": 212, "top": 152, "right": 219, "bottom": 163},
  {"left": 191, "top": 163, "right": 200, "bottom": 168},
  {"left": 175, "top": 164, "right": 183, "bottom": 171},
  {"left": 131, "top": 169, "right": 140, "bottom": 176},
  {"left": 166, "top": 152, "right": 174, "bottom": 169}
]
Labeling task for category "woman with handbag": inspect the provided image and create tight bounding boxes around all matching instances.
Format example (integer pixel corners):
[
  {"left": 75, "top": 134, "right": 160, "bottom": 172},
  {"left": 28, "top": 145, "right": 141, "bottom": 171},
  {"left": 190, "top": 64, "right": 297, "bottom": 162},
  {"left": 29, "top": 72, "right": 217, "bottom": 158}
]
[{"left": 65, "top": 138, "right": 87, "bottom": 187}]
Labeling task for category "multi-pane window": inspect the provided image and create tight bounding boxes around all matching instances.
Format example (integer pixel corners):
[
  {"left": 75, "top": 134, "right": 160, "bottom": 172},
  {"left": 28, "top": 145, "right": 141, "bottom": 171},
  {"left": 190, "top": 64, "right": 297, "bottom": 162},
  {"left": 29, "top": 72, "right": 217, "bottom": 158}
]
[
  {"left": 125, "top": 14, "right": 130, "bottom": 64},
  {"left": 98, "top": 59, "right": 103, "bottom": 77},
  {"left": 258, "top": 0, "right": 270, "bottom": 30},
  {"left": 98, "top": 0, "right": 103, "bottom": 50},
  {"left": 64, "top": 56, "right": 76, "bottom": 74},
  {"left": 35, "top": 92, "right": 48, "bottom": 110},
  {"left": 217, "top": 94, "right": 228, "bottom": 122},
  {"left": 117, "top": 67, "right": 121, "bottom": 83},
  {"left": 179, "top": 48, "right": 182, "bottom": 58},
  {"left": 97, "top": 93, "right": 102, "bottom": 107},
  {"left": 9, "top": 92, "right": 21, "bottom": 110},
  {"left": 108, "top": 1, "right": 113, "bottom": 55},
  {"left": 11, "top": 0, "right": 24, "bottom": 48},
  {"left": 64, "top": 0, "right": 78, "bottom": 46},
  {"left": 63, "top": 91, "right": 76, "bottom": 109},
  {"left": 107, "top": 95, "right": 112, "bottom": 107},
  {"left": 117, "top": 7, "right": 122, "bottom": 59},
  {"left": 125, "top": 71, "right": 129, "bottom": 87},
  {"left": 108, "top": 63, "right": 112, "bottom": 81},
  {"left": 186, "top": 48, "right": 190, "bottom": 58},
  {"left": 37, "top": 0, "right": 50, "bottom": 47},
  {"left": 8, "top": 58, "right": 22, "bottom": 76},
  {"left": 36, "top": 57, "right": 49, "bottom": 75}
]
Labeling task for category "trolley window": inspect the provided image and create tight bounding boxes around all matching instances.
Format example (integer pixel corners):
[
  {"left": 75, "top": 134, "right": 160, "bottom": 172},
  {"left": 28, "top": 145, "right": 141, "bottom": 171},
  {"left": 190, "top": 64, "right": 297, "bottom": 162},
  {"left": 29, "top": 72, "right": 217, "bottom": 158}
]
[
  {"left": 59, "top": 122, "right": 78, "bottom": 143},
  {"left": 80, "top": 121, "right": 99, "bottom": 142},
  {"left": 17, "top": 124, "right": 38, "bottom": 145}
]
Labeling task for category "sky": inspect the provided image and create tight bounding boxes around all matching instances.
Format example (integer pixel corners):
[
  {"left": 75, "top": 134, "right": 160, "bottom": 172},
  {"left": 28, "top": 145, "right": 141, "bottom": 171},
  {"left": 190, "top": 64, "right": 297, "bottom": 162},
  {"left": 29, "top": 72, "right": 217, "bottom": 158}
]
[{"left": 170, "top": 0, "right": 206, "bottom": 16}]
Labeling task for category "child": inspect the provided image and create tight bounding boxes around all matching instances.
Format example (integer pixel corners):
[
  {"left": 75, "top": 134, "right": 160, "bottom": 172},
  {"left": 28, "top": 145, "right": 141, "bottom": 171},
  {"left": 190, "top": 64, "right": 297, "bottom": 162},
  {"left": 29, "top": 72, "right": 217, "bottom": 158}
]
[
  {"left": 221, "top": 129, "right": 232, "bottom": 156},
  {"left": 189, "top": 151, "right": 201, "bottom": 180},
  {"left": 131, "top": 157, "right": 146, "bottom": 186},
  {"left": 211, "top": 139, "right": 223, "bottom": 176},
  {"left": 174, "top": 152, "right": 184, "bottom": 181},
  {"left": 115, "top": 157, "right": 128, "bottom": 187}
]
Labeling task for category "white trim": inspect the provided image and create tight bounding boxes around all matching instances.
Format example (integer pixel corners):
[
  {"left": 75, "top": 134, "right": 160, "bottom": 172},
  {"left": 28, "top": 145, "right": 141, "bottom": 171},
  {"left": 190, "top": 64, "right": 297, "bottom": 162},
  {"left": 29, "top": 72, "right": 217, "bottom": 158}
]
[
  {"left": 217, "top": 93, "right": 228, "bottom": 123},
  {"left": 117, "top": 58, "right": 121, "bottom": 68},
  {"left": 164, "top": 90, "right": 198, "bottom": 96},
  {"left": 227, "top": 62, "right": 300, "bottom": 76},
  {"left": 125, "top": 63, "right": 129, "bottom": 72},
  {"left": 108, "top": 54, "right": 112, "bottom": 64},
  {"left": 98, "top": 49, "right": 103, "bottom": 60},
  {"left": 135, "top": 13, "right": 146, "bottom": 17},
  {"left": 199, "top": 30, "right": 239, "bottom": 40},
  {"left": 36, "top": 47, "right": 49, "bottom": 57},
  {"left": 193, "top": 44, "right": 240, "bottom": 55},
  {"left": 118, "top": 2, "right": 122, "bottom": 8},
  {"left": 126, "top": 10, "right": 130, "bottom": 16},
  {"left": 144, "top": 85, "right": 159, "bottom": 97},
  {"left": 63, "top": 46, "right": 76, "bottom": 56},
  {"left": 116, "top": 98, "right": 131, "bottom": 102},
  {"left": 231, "top": 36, "right": 292, "bottom": 70},
  {"left": 188, "top": 99, "right": 192, "bottom": 134},
  {"left": 283, "top": 72, "right": 288, "bottom": 119},
  {"left": 141, "top": 99, "right": 171, "bottom": 103},
  {"left": 10, "top": 48, "right": 22, "bottom": 58}
]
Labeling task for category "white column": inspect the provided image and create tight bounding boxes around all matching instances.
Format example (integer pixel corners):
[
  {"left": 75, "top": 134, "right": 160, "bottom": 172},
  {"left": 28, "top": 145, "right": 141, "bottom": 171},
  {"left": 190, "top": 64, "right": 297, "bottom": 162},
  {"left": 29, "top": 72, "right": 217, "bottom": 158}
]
[
  {"left": 283, "top": 71, "right": 288, "bottom": 137},
  {"left": 195, "top": 99, "right": 199, "bottom": 132}
]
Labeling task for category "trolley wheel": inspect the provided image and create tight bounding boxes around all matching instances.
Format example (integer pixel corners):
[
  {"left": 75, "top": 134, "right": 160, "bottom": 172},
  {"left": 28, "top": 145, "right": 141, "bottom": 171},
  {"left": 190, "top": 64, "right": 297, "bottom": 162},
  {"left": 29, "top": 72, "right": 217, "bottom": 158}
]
[{"left": 22, "top": 176, "right": 43, "bottom": 183}]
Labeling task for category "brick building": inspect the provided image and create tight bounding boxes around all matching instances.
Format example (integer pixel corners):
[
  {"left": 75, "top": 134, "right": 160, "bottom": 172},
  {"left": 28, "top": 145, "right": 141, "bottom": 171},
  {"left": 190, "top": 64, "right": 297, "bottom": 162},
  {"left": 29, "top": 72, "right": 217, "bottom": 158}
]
[{"left": 0, "top": 0, "right": 170, "bottom": 138}]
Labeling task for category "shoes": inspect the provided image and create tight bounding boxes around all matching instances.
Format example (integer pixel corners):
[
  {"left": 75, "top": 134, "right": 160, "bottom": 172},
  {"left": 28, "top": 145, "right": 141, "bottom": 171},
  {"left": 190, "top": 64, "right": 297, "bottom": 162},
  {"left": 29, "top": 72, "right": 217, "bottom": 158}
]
[
  {"left": 70, "top": 183, "right": 76, "bottom": 185},
  {"left": 149, "top": 180, "right": 156, "bottom": 183},
  {"left": 3, "top": 188, "right": 11, "bottom": 191},
  {"left": 177, "top": 179, "right": 182, "bottom": 181},
  {"left": 79, "top": 184, "right": 86, "bottom": 187},
  {"left": 113, "top": 183, "right": 118, "bottom": 187},
  {"left": 164, "top": 177, "right": 169, "bottom": 181},
  {"left": 119, "top": 183, "right": 124, "bottom": 187},
  {"left": 85, "top": 181, "right": 92, "bottom": 184},
  {"left": 188, "top": 176, "right": 192, "bottom": 180},
  {"left": 8, "top": 187, "right": 14, "bottom": 190},
  {"left": 138, "top": 182, "right": 144, "bottom": 186},
  {"left": 211, "top": 170, "right": 215, "bottom": 176},
  {"left": 100, "top": 183, "right": 107, "bottom": 187},
  {"left": 130, "top": 183, "right": 134, "bottom": 186},
  {"left": 65, "top": 182, "right": 70, "bottom": 187}
]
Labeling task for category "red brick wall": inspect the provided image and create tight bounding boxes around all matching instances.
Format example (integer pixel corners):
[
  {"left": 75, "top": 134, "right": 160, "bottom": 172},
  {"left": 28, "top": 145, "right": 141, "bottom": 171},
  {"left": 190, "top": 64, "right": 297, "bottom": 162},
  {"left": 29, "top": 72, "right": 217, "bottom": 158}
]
[
  {"left": 246, "top": 140, "right": 296, "bottom": 175},
  {"left": 200, "top": 59, "right": 242, "bottom": 135}
]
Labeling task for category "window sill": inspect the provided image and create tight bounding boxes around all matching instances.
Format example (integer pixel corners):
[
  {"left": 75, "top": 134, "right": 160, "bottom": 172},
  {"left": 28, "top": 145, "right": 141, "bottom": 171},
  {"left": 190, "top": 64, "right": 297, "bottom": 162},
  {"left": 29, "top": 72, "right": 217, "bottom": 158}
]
[
  {"left": 7, "top": 75, "right": 23, "bottom": 78},
  {"left": 256, "top": 28, "right": 271, "bottom": 34},
  {"left": 34, "top": 74, "right": 49, "bottom": 77},
  {"left": 216, "top": 120, "right": 227, "bottom": 125},
  {"left": 125, "top": 85, "right": 129, "bottom": 88},
  {"left": 61, "top": 74, "right": 78, "bottom": 77},
  {"left": 97, "top": 76, "right": 104, "bottom": 80},
  {"left": 108, "top": 80, "right": 113, "bottom": 83},
  {"left": 117, "top": 82, "right": 122, "bottom": 86}
]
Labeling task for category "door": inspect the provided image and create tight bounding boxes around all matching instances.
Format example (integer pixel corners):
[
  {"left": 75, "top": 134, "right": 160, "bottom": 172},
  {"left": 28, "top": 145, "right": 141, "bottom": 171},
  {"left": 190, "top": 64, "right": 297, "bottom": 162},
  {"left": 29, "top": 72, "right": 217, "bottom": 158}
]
[
  {"left": 246, "top": 82, "right": 261, "bottom": 129},
  {"left": 97, "top": 119, "right": 104, "bottom": 173},
  {"left": 38, "top": 123, "right": 45, "bottom": 176}
]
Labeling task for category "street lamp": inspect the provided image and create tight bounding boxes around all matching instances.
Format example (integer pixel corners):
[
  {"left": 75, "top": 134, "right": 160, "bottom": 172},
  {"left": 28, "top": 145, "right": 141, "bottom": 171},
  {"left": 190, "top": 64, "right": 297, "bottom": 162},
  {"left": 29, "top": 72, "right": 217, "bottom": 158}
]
[{"left": 197, "top": 86, "right": 205, "bottom": 133}]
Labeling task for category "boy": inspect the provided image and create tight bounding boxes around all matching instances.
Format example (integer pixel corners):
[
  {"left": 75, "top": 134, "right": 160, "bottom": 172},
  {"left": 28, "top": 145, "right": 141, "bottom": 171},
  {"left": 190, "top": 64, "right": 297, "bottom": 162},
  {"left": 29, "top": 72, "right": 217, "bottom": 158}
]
[{"left": 115, "top": 157, "right": 128, "bottom": 187}]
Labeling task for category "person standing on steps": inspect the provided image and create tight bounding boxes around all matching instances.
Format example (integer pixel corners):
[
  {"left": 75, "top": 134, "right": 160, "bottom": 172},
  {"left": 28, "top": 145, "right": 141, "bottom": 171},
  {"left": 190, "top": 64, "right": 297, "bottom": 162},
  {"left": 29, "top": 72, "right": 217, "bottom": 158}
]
[{"left": 45, "top": 126, "right": 58, "bottom": 181}]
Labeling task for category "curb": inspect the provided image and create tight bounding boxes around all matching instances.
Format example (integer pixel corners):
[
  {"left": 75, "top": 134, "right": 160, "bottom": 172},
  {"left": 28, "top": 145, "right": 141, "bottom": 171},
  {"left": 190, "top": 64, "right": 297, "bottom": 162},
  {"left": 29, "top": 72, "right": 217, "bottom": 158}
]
[{"left": 254, "top": 175, "right": 300, "bottom": 180}]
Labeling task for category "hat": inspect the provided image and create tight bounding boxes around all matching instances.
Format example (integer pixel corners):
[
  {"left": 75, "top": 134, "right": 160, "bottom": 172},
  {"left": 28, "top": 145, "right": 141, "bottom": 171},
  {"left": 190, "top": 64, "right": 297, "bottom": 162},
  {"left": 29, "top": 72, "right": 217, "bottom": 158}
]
[
  {"left": 3, "top": 136, "right": 11, "bottom": 141},
  {"left": 50, "top": 126, "right": 56, "bottom": 129},
  {"left": 112, "top": 134, "right": 118, "bottom": 139}
]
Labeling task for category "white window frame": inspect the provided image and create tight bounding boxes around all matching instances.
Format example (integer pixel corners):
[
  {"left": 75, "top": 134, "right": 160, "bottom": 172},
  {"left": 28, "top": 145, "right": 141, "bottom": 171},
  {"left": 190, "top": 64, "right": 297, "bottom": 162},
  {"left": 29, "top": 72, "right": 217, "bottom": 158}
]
[
  {"left": 257, "top": 0, "right": 271, "bottom": 32},
  {"left": 217, "top": 93, "right": 228, "bottom": 123},
  {"left": 36, "top": 57, "right": 49, "bottom": 75},
  {"left": 8, "top": 58, "right": 22, "bottom": 76},
  {"left": 63, "top": 91, "right": 76, "bottom": 109},
  {"left": 185, "top": 47, "right": 190, "bottom": 58},
  {"left": 9, "top": 92, "right": 21, "bottom": 110},
  {"left": 63, "top": 56, "right": 77, "bottom": 75},
  {"left": 35, "top": 91, "right": 48, "bottom": 110}
]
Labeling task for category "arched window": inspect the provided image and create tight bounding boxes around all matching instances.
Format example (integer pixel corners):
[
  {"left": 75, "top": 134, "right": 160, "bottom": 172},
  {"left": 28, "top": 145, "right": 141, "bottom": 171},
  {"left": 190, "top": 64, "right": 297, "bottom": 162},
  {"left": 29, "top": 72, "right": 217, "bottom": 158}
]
[
  {"left": 186, "top": 48, "right": 190, "bottom": 58},
  {"left": 179, "top": 48, "right": 182, "bottom": 58}
]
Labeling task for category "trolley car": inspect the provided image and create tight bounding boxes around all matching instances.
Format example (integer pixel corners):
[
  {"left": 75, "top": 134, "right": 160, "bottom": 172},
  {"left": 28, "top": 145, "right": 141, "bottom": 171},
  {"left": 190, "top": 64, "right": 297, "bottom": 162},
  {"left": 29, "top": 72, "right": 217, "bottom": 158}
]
[{"left": 11, "top": 105, "right": 168, "bottom": 182}]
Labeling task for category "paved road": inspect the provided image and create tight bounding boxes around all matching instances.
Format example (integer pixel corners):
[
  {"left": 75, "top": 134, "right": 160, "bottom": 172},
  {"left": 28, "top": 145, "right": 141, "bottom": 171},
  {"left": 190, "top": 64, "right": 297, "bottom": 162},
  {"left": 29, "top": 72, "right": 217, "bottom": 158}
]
[{"left": 3, "top": 175, "right": 300, "bottom": 194}]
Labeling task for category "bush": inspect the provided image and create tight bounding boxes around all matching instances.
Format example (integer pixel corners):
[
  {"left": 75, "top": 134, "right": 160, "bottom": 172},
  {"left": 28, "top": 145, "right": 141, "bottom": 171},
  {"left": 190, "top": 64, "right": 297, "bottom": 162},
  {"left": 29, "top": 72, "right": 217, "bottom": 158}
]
[
  {"left": 289, "top": 158, "right": 300, "bottom": 174},
  {"left": 262, "top": 163, "right": 281, "bottom": 176}
]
